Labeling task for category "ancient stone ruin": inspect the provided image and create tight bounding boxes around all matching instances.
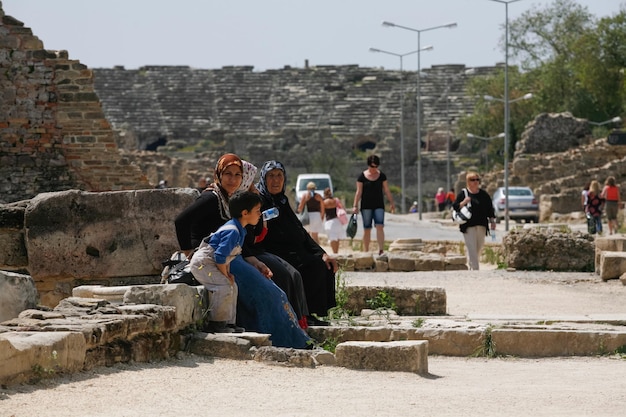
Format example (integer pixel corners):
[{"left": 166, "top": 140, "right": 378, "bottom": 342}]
[{"left": 0, "top": 4, "right": 149, "bottom": 204}]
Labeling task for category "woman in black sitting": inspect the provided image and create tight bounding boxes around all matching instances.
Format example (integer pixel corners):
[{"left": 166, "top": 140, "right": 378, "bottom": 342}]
[{"left": 252, "top": 160, "right": 337, "bottom": 326}]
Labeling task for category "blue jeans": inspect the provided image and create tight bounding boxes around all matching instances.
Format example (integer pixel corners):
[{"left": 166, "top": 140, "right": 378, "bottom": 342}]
[
  {"left": 361, "top": 208, "right": 385, "bottom": 229},
  {"left": 593, "top": 215, "right": 603, "bottom": 234}
]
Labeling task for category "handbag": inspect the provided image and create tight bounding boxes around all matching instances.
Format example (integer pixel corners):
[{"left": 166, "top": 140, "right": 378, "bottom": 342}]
[
  {"left": 160, "top": 251, "right": 200, "bottom": 285},
  {"left": 297, "top": 205, "right": 310, "bottom": 226},
  {"left": 336, "top": 198, "right": 348, "bottom": 225},
  {"left": 346, "top": 213, "right": 358, "bottom": 239},
  {"left": 586, "top": 212, "right": 596, "bottom": 234},
  {"left": 451, "top": 188, "right": 472, "bottom": 224}
]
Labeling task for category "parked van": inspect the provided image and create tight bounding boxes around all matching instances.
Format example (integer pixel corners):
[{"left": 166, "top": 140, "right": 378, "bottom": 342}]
[{"left": 294, "top": 173, "right": 333, "bottom": 206}]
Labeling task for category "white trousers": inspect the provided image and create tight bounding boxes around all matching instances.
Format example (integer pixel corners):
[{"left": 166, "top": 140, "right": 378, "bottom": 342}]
[{"left": 463, "top": 225, "right": 486, "bottom": 270}]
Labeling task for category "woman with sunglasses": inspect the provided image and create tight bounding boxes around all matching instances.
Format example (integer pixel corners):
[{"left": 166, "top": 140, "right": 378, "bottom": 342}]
[
  {"left": 352, "top": 154, "right": 395, "bottom": 256},
  {"left": 452, "top": 171, "right": 496, "bottom": 270}
]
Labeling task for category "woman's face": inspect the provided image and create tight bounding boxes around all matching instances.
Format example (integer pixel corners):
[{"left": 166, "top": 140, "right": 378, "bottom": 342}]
[
  {"left": 220, "top": 165, "right": 243, "bottom": 196},
  {"left": 466, "top": 175, "right": 481, "bottom": 192},
  {"left": 265, "top": 168, "right": 285, "bottom": 195}
]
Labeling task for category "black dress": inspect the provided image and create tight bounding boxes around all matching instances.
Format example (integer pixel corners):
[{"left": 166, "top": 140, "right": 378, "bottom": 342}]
[{"left": 253, "top": 193, "right": 336, "bottom": 317}]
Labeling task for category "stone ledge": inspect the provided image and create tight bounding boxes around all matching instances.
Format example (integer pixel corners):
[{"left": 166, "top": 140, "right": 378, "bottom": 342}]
[
  {"left": 345, "top": 286, "right": 446, "bottom": 316},
  {"left": 0, "top": 331, "right": 86, "bottom": 386},
  {"left": 336, "top": 251, "right": 468, "bottom": 272},
  {"left": 335, "top": 340, "right": 429, "bottom": 374}
]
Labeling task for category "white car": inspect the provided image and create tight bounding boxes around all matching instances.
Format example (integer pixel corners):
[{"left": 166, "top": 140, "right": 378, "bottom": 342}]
[
  {"left": 492, "top": 186, "right": 539, "bottom": 223},
  {"left": 294, "top": 173, "right": 333, "bottom": 206}
]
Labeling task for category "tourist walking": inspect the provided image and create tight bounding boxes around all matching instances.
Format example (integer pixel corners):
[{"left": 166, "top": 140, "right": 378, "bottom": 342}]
[
  {"left": 297, "top": 181, "right": 325, "bottom": 244},
  {"left": 352, "top": 154, "right": 395, "bottom": 255},
  {"left": 452, "top": 171, "right": 496, "bottom": 270},
  {"left": 586, "top": 180, "right": 605, "bottom": 235},
  {"left": 601, "top": 176, "right": 620, "bottom": 235}
]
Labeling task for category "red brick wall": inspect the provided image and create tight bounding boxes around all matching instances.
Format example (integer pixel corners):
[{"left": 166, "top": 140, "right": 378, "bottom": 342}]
[{"left": 0, "top": 9, "right": 149, "bottom": 204}]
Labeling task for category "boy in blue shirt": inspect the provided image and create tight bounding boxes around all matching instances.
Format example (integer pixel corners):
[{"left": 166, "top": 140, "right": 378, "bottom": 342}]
[{"left": 189, "top": 190, "right": 263, "bottom": 333}]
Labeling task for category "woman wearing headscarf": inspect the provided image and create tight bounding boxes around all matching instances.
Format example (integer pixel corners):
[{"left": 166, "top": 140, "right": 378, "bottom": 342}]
[
  {"left": 174, "top": 154, "right": 311, "bottom": 348},
  {"left": 254, "top": 160, "right": 337, "bottom": 327},
  {"left": 238, "top": 161, "right": 310, "bottom": 327}
]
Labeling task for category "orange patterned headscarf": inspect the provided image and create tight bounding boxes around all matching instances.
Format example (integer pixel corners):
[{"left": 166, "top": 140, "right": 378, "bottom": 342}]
[
  {"left": 213, "top": 153, "right": 243, "bottom": 185},
  {"left": 209, "top": 153, "right": 243, "bottom": 221}
]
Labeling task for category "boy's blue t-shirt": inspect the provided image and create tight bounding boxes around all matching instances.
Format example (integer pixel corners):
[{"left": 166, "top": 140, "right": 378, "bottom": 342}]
[{"left": 208, "top": 219, "right": 246, "bottom": 264}]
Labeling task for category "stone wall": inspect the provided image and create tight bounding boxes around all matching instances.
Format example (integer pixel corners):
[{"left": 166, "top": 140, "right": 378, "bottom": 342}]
[
  {"left": 0, "top": 4, "right": 150, "bottom": 204},
  {"left": 0, "top": 188, "right": 198, "bottom": 306}
]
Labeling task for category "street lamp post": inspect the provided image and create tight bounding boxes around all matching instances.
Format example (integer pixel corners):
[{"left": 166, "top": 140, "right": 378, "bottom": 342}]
[
  {"left": 589, "top": 116, "right": 622, "bottom": 126},
  {"left": 467, "top": 132, "right": 505, "bottom": 171},
  {"left": 483, "top": 92, "right": 532, "bottom": 230},
  {"left": 382, "top": 20, "right": 457, "bottom": 220},
  {"left": 488, "top": 0, "right": 522, "bottom": 232},
  {"left": 369, "top": 46, "right": 432, "bottom": 214}
]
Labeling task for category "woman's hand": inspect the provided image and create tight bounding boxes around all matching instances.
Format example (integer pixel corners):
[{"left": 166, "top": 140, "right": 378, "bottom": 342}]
[
  {"left": 244, "top": 256, "right": 274, "bottom": 279},
  {"left": 322, "top": 253, "right": 338, "bottom": 273},
  {"left": 257, "top": 263, "right": 273, "bottom": 279}
]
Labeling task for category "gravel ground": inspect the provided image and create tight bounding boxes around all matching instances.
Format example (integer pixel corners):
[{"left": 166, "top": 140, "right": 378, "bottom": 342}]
[
  {"left": 3, "top": 267, "right": 626, "bottom": 417},
  {"left": 2, "top": 354, "right": 626, "bottom": 417}
]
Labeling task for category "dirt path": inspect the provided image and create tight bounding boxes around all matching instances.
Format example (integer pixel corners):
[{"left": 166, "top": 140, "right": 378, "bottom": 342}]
[{"left": 2, "top": 354, "right": 626, "bottom": 417}]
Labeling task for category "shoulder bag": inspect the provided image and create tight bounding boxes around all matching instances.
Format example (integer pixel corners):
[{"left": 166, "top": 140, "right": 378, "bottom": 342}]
[
  {"left": 451, "top": 188, "right": 472, "bottom": 224},
  {"left": 335, "top": 198, "right": 349, "bottom": 225},
  {"left": 297, "top": 205, "right": 310, "bottom": 226}
]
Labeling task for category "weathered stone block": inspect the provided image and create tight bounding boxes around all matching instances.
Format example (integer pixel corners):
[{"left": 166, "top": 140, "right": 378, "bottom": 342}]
[
  {"left": 388, "top": 238, "right": 424, "bottom": 252},
  {"left": 23, "top": 189, "right": 197, "bottom": 305},
  {"left": 189, "top": 332, "right": 255, "bottom": 360},
  {"left": 387, "top": 255, "right": 416, "bottom": 272},
  {"left": 335, "top": 340, "right": 428, "bottom": 374},
  {"left": 352, "top": 253, "right": 375, "bottom": 270},
  {"left": 503, "top": 228, "right": 594, "bottom": 271},
  {"left": 492, "top": 329, "right": 626, "bottom": 357},
  {"left": 0, "top": 271, "right": 38, "bottom": 322},
  {"left": 0, "top": 331, "right": 86, "bottom": 386},
  {"left": 74, "top": 283, "right": 203, "bottom": 328},
  {"left": 599, "top": 251, "right": 626, "bottom": 281},
  {"left": 345, "top": 286, "right": 446, "bottom": 316},
  {"left": 595, "top": 236, "right": 626, "bottom": 273},
  {"left": 414, "top": 254, "right": 446, "bottom": 271}
]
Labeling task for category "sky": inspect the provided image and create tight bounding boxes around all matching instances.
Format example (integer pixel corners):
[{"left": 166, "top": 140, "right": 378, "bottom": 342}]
[{"left": 2, "top": 0, "right": 624, "bottom": 72}]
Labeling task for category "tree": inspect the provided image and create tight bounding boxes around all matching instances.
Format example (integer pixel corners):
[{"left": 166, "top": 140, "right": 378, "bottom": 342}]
[
  {"left": 505, "top": 0, "right": 626, "bottom": 121},
  {"left": 460, "top": 0, "right": 626, "bottom": 155},
  {"left": 458, "top": 67, "right": 535, "bottom": 166},
  {"left": 507, "top": 0, "right": 595, "bottom": 70}
]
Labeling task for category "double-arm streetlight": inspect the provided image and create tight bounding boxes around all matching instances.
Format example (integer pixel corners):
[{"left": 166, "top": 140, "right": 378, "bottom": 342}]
[
  {"left": 483, "top": 92, "right": 532, "bottom": 231},
  {"left": 488, "top": 0, "right": 523, "bottom": 232},
  {"left": 382, "top": 20, "right": 458, "bottom": 220},
  {"left": 369, "top": 46, "right": 433, "bottom": 213},
  {"left": 589, "top": 116, "right": 622, "bottom": 126},
  {"left": 467, "top": 132, "right": 505, "bottom": 171}
]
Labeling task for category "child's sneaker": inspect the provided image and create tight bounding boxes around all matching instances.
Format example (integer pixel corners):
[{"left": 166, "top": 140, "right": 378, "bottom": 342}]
[
  {"left": 205, "top": 321, "right": 234, "bottom": 333},
  {"left": 228, "top": 324, "right": 245, "bottom": 333}
]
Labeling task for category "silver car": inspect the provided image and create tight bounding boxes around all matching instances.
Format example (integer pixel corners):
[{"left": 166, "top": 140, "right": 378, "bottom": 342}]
[{"left": 492, "top": 186, "right": 539, "bottom": 223}]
